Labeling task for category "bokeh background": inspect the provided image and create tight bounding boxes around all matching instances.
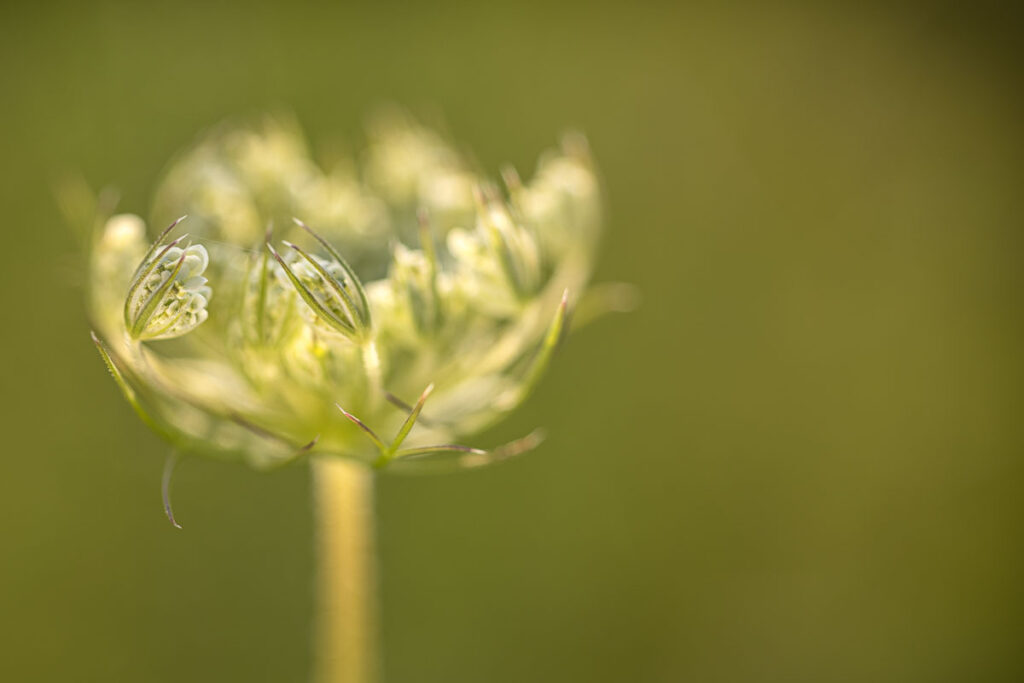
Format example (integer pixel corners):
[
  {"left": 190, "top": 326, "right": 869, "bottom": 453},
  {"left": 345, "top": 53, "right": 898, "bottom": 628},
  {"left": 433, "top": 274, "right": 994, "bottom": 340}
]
[{"left": 1, "top": 1, "right": 1021, "bottom": 681}]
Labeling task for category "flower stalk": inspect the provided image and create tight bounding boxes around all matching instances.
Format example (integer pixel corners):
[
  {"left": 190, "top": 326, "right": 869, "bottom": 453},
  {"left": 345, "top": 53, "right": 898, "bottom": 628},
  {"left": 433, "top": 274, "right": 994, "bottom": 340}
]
[{"left": 313, "top": 459, "right": 378, "bottom": 683}]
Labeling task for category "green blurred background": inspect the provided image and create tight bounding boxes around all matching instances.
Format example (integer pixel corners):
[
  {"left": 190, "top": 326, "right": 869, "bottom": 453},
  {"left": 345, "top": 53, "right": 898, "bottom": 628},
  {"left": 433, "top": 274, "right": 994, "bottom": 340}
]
[{"left": 1, "top": 1, "right": 1021, "bottom": 681}]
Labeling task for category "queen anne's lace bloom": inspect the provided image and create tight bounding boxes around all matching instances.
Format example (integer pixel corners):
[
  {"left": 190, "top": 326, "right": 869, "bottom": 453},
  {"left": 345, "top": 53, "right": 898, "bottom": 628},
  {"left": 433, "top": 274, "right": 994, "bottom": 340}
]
[{"left": 88, "top": 114, "right": 608, "bottom": 472}]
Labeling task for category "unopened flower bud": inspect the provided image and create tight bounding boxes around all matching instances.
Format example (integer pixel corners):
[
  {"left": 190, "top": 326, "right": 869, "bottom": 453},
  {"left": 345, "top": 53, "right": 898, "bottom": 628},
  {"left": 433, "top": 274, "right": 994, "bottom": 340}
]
[
  {"left": 390, "top": 243, "right": 440, "bottom": 336},
  {"left": 268, "top": 219, "right": 371, "bottom": 342},
  {"left": 124, "top": 221, "right": 212, "bottom": 341},
  {"left": 238, "top": 249, "right": 299, "bottom": 348}
]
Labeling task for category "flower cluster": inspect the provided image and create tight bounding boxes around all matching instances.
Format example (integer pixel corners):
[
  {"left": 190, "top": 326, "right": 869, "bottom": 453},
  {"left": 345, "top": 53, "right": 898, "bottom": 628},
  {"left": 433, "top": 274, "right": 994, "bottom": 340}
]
[{"left": 88, "top": 114, "right": 609, "bottom": 472}]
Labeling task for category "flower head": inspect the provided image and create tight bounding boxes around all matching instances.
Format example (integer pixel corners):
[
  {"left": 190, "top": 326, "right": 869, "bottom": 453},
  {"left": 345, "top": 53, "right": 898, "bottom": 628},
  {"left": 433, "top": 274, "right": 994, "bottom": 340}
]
[{"left": 87, "top": 114, "right": 610, "bottom": 472}]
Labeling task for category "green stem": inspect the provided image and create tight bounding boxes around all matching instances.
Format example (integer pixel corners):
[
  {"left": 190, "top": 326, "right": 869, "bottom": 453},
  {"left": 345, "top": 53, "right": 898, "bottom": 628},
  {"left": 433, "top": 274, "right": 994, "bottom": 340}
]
[{"left": 313, "top": 458, "right": 379, "bottom": 683}]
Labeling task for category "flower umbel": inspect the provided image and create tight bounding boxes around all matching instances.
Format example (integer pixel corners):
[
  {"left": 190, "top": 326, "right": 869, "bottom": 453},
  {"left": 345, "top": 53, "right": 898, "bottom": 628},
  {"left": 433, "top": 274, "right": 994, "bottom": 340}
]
[{"left": 87, "top": 114, "right": 613, "bottom": 473}]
